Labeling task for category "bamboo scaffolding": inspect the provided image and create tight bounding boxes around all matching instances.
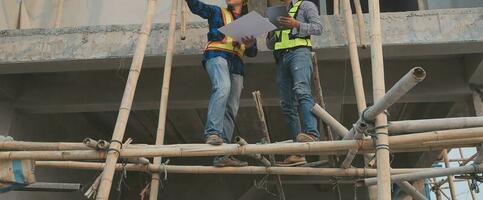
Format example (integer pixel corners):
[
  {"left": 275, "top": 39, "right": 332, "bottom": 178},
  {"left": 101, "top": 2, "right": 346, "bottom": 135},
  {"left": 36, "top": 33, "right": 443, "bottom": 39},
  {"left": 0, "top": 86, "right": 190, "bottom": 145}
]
[
  {"left": 3, "top": 127, "right": 483, "bottom": 160},
  {"left": 341, "top": 0, "right": 367, "bottom": 115},
  {"left": 54, "top": 0, "right": 64, "bottom": 28},
  {"left": 251, "top": 91, "right": 286, "bottom": 200},
  {"left": 235, "top": 137, "right": 271, "bottom": 167},
  {"left": 339, "top": 67, "right": 426, "bottom": 168},
  {"left": 311, "top": 53, "right": 334, "bottom": 142},
  {"left": 149, "top": 0, "right": 179, "bottom": 199},
  {"left": 2, "top": 137, "right": 481, "bottom": 161},
  {"left": 180, "top": 0, "right": 188, "bottom": 40},
  {"left": 389, "top": 116, "right": 483, "bottom": 135},
  {"left": 353, "top": 0, "right": 367, "bottom": 48},
  {"left": 431, "top": 178, "right": 442, "bottom": 200},
  {"left": 417, "top": 0, "right": 427, "bottom": 11},
  {"left": 341, "top": 122, "right": 368, "bottom": 168},
  {"left": 362, "top": 163, "right": 483, "bottom": 186},
  {"left": 35, "top": 161, "right": 428, "bottom": 176},
  {"left": 396, "top": 181, "right": 428, "bottom": 200},
  {"left": 441, "top": 149, "right": 458, "bottom": 199},
  {"left": 460, "top": 152, "right": 478, "bottom": 166},
  {"left": 94, "top": 0, "right": 158, "bottom": 199},
  {"left": 333, "top": 0, "right": 340, "bottom": 16},
  {"left": 312, "top": 104, "right": 348, "bottom": 138},
  {"left": 368, "top": 0, "right": 391, "bottom": 198},
  {"left": 458, "top": 148, "right": 477, "bottom": 200},
  {"left": 342, "top": 67, "right": 427, "bottom": 140}
]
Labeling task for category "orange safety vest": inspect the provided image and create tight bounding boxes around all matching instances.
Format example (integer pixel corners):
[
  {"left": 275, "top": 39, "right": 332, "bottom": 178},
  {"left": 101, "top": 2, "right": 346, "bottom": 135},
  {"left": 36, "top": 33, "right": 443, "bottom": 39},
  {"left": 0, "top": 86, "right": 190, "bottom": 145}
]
[{"left": 205, "top": 8, "right": 246, "bottom": 58}]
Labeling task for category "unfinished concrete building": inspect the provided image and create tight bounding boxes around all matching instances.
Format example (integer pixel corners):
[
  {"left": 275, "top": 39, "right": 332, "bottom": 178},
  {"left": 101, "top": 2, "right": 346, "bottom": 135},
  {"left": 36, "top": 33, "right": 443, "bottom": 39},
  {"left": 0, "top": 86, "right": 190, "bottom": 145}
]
[{"left": 1, "top": 0, "right": 483, "bottom": 199}]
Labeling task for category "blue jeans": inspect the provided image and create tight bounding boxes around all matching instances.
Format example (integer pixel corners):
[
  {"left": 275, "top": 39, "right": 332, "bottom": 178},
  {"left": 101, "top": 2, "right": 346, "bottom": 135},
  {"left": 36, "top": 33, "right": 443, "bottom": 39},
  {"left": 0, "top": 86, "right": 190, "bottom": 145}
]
[
  {"left": 275, "top": 48, "right": 320, "bottom": 141},
  {"left": 204, "top": 57, "right": 243, "bottom": 143}
]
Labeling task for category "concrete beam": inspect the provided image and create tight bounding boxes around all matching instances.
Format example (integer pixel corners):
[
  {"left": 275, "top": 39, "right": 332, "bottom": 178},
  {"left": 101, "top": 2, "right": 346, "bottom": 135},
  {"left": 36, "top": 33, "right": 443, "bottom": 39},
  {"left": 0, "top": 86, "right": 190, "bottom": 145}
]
[
  {"left": 12, "top": 58, "right": 470, "bottom": 114},
  {"left": 465, "top": 54, "right": 483, "bottom": 85},
  {"left": 0, "top": 8, "right": 482, "bottom": 74}
]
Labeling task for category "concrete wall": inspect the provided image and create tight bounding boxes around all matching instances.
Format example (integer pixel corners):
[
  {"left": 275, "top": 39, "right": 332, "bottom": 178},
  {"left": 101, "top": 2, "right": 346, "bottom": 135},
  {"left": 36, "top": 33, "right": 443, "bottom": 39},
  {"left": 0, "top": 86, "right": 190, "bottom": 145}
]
[
  {"left": 428, "top": 0, "right": 483, "bottom": 9},
  {"left": 0, "top": 0, "right": 225, "bottom": 30}
]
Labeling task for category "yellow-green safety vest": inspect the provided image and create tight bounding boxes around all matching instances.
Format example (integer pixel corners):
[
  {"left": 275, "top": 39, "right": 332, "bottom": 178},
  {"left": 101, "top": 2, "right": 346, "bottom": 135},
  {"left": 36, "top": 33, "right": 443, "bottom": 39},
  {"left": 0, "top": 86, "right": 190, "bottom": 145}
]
[
  {"left": 205, "top": 8, "right": 246, "bottom": 58},
  {"left": 274, "top": 0, "right": 312, "bottom": 50}
]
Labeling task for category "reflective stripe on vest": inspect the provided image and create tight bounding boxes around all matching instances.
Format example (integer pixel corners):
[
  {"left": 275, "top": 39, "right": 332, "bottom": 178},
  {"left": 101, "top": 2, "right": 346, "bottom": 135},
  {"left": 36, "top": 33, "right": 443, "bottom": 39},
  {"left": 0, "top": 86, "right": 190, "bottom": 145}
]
[
  {"left": 205, "top": 8, "right": 246, "bottom": 58},
  {"left": 274, "top": 0, "right": 312, "bottom": 51}
]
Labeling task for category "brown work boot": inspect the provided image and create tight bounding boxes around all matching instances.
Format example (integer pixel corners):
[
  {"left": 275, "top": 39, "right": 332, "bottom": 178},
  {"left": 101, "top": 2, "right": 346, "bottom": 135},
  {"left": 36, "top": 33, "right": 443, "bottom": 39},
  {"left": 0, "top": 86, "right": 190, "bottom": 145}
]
[
  {"left": 276, "top": 155, "right": 307, "bottom": 167},
  {"left": 213, "top": 156, "right": 248, "bottom": 167},
  {"left": 205, "top": 134, "right": 224, "bottom": 146},
  {"left": 296, "top": 133, "right": 318, "bottom": 143}
]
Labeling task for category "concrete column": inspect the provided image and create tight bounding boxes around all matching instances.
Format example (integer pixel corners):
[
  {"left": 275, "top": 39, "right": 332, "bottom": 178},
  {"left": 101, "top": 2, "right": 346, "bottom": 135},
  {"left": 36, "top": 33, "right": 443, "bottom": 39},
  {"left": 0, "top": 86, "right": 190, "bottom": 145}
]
[
  {"left": 0, "top": 101, "right": 16, "bottom": 137},
  {"left": 473, "top": 89, "right": 483, "bottom": 116}
]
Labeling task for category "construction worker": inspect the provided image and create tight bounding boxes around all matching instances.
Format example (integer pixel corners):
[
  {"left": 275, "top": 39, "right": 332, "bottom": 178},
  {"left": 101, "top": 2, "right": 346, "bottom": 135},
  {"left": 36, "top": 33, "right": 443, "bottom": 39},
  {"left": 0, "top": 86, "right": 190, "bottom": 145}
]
[
  {"left": 185, "top": 0, "right": 257, "bottom": 167},
  {"left": 266, "top": 0, "right": 322, "bottom": 166}
]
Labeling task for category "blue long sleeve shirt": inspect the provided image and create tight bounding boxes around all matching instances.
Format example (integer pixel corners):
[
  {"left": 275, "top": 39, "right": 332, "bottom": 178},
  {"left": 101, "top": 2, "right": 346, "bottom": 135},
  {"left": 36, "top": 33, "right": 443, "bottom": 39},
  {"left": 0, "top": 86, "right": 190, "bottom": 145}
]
[{"left": 186, "top": 0, "right": 258, "bottom": 76}]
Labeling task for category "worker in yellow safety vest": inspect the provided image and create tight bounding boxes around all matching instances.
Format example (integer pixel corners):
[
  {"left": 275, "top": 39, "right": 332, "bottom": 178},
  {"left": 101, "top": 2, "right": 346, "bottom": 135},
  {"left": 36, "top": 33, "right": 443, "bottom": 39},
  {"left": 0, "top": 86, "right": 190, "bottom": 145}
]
[
  {"left": 267, "top": 0, "right": 323, "bottom": 166},
  {"left": 185, "top": 0, "right": 257, "bottom": 167}
]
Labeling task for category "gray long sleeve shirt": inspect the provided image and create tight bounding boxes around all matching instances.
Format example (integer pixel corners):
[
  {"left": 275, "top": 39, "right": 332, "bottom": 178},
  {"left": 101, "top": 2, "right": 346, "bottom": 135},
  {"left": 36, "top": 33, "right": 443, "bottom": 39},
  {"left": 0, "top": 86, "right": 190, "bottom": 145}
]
[{"left": 266, "top": 0, "right": 323, "bottom": 50}]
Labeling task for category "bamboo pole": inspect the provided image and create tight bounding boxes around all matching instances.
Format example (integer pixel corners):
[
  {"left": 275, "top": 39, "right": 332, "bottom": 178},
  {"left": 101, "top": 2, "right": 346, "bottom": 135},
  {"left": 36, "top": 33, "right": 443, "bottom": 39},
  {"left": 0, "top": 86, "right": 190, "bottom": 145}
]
[
  {"left": 343, "top": 67, "right": 427, "bottom": 140},
  {"left": 54, "top": 0, "right": 64, "bottom": 28},
  {"left": 180, "top": 0, "right": 188, "bottom": 40},
  {"left": 312, "top": 104, "right": 348, "bottom": 138},
  {"left": 333, "top": 0, "right": 340, "bottom": 16},
  {"left": 35, "top": 161, "right": 428, "bottom": 176},
  {"left": 8, "top": 137, "right": 482, "bottom": 154},
  {"left": 353, "top": 0, "right": 367, "bottom": 48},
  {"left": 431, "top": 178, "right": 442, "bottom": 200},
  {"left": 458, "top": 148, "right": 477, "bottom": 200},
  {"left": 149, "top": 0, "right": 179, "bottom": 199},
  {"left": 396, "top": 181, "right": 428, "bottom": 200},
  {"left": 3, "top": 127, "right": 483, "bottom": 160},
  {"left": 389, "top": 116, "right": 483, "bottom": 135},
  {"left": 339, "top": 67, "right": 427, "bottom": 167},
  {"left": 368, "top": 0, "right": 391, "bottom": 198},
  {"left": 362, "top": 164, "right": 483, "bottom": 186},
  {"left": 417, "top": 0, "right": 427, "bottom": 11},
  {"left": 341, "top": 0, "right": 367, "bottom": 115},
  {"left": 341, "top": 122, "right": 368, "bottom": 168},
  {"left": 311, "top": 53, "right": 334, "bottom": 141},
  {"left": 252, "top": 91, "right": 286, "bottom": 200},
  {"left": 364, "top": 67, "right": 426, "bottom": 121},
  {"left": 2, "top": 137, "right": 483, "bottom": 161},
  {"left": 94, "top": 0, "right": 158, "bottom": 199},
  {"left": 441, "top": 149, "right": 458, "bottom": 200},
  {"left": 460, "top": 152, "right": 479, "bottom": 166}
]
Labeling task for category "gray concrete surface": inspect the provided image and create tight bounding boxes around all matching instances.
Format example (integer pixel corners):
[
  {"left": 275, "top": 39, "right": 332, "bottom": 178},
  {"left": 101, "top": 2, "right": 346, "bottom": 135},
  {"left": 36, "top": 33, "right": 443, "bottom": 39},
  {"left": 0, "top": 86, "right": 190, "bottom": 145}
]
[{"left": 0, "top": 8, "right": 482, "bottom": 73}]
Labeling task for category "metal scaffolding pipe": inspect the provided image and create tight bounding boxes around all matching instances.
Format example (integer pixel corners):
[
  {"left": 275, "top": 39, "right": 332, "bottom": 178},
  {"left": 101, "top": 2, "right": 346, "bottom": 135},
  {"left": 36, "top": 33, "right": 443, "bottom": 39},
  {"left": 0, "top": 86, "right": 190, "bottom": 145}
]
[
  {"left": 362, "top": 164, "right": 483, "bottom": 186},
  {"left": 396, "top": 181, "right": 428, "bottom": 200}
]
